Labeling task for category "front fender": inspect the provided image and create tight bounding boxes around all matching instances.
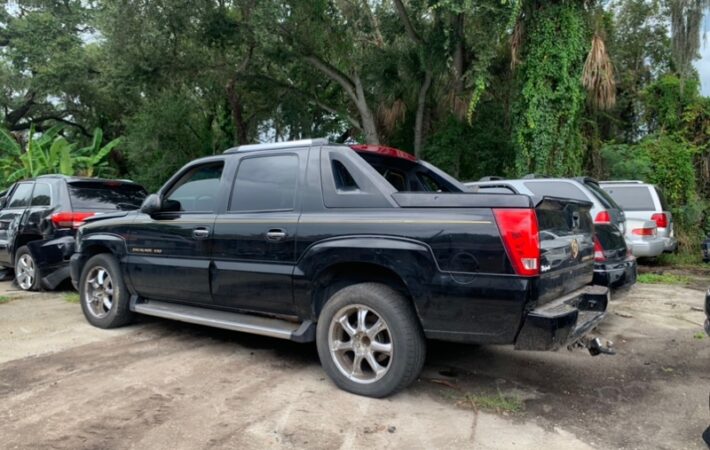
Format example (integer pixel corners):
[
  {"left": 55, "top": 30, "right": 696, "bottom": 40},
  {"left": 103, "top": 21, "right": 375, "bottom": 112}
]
[{"left": 294, "top": 235, "right": 440, "bottom": 320}]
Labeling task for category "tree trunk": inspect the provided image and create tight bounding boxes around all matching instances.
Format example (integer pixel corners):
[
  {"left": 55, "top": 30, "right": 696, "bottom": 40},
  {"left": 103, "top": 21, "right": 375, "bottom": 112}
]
[
  {"left": 226, "top": 77, "right": 249, "bottom": 145},
  {"left": 353, "top": 74, "right": 380, "bottom": 144},
  {"left": 414, "top": 70, "right": 433, "bottom": 158}
]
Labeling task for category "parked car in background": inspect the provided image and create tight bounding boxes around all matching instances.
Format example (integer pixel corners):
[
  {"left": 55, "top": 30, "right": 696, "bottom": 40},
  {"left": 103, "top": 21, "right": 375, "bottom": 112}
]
[
  {"left": 0, "top": 175, "right": 147, "bottom": 291},
  {"left": 593, "top": 223, "right": 637, "bottom": 289},
  {"left": 622, "top": 217, "right": 665, "bottom": 258},
  {"left": 600, "top": 181, "right": 677, "bottom": 253},
  {"left": 465, "top": 176, "right": 626, "bottom": 232}
]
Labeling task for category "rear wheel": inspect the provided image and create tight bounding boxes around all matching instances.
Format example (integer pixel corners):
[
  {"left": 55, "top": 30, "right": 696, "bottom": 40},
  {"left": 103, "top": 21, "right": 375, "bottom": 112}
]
[
  {"left": 316, "top": 282, "right": 425, "bottom": 397},
  {"left": 14, "top": 246, "right": 41, "bottom": 291},
  {"left": 80, "top": 253, "right": 134, "bottom": 328}
]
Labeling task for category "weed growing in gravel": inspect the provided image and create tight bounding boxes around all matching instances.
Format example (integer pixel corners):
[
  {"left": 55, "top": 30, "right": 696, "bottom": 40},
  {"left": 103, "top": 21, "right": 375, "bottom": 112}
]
[
  {"left": 460, "top": 391, "right": 523, "bottom": 414},
  {"left": 693, "top": 332, "right": 705, "bottom": 340},
  {"left": 0, "top": 296, "right": 10, "bottom": 304},
  {"left": 637, "top": 273, "right": 690, "bottom": 285},
  {"left": 63, "top": 293, "right": 80, "bottom": 304}
]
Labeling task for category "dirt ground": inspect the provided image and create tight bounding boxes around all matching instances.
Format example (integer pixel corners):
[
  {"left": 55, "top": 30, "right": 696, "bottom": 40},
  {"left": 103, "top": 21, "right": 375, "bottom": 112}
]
[{"left": 0, "top": 280, "right": 708, "bottom": 450}]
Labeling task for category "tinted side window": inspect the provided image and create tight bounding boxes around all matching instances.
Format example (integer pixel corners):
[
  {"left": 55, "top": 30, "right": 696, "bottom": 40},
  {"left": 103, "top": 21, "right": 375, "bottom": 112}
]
[
  {"left": 602, "top": 186, "right": 655, "bottom": 211},
  {"left": 524, "top": 181, "right": 588, "bottom": 201},
  {"left": 584, "top": 181, "right": 620, "bottom": 210},
  {"left": 8, "top": 183, "right": 34, "bottom": 208},
  {"left": 332, "top": 160, "right": 359, "bottom": 191},
  {"left": 30, "top": 183, "right": 51, "bottom": 206},
  {"left": 230, "top": 155, "right": 298, "bottom": 212},
  {"left": 165, "top": 163, "right": 224, "bottom": 212}
]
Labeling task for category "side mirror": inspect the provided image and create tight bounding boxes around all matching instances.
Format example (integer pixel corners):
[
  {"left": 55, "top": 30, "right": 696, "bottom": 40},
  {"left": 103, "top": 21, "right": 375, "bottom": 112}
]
[{"left": 140, "top": 194, "right": 162, "bottom": 215}]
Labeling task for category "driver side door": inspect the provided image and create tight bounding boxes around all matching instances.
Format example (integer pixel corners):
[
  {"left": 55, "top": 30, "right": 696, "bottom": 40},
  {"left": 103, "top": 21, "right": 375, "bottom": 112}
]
[{"left": 127, "top": 161, "right": 227, "bottom": 305}]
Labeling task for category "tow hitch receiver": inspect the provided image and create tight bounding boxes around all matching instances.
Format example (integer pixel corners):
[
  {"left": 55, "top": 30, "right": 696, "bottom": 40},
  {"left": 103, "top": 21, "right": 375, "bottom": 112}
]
[{"left": 571, "top": 336, "right": 615, "bottom": 356}]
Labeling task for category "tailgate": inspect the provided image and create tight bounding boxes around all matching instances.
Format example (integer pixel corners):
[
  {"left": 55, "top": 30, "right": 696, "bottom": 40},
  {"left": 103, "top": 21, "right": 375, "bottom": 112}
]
[{"left": 536, "top": 197, "right": 595, "bottom": 304}]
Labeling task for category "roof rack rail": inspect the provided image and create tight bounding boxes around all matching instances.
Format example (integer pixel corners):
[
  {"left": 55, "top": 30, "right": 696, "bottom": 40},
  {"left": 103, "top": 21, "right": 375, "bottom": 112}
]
[
  {"left": 223, "top": 138, "right": 329, "bottom": 154},
  {"left": 598, "top": 180, "right": 644, "bottom": 184},
  {"left": 478, "top": 176, "right": 505, "bottom": 181}
]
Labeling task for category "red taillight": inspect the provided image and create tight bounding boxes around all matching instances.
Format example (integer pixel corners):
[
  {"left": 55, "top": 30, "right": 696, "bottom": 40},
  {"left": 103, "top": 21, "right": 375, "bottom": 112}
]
[
  {"left": 493, "top": 209, "right": 540, "bottom": 277},
  {"left": 651, "top": 213, "right": 668, "bottom": 228},
  {"left": 594, "top": 210, "right": 611, "bottom": 224},
  {"left": 594, "top": 237, "right": 606, "bottom": 262},
  {"left": 51, "top": 212, "right": 95, "bottom": 229},
  {"left": 632, "top": 227, "right": 656, "bottom": 236}
]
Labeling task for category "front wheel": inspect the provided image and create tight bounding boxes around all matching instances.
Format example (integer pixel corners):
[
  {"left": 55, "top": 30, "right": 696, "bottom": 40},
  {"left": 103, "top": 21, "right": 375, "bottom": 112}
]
[
  {"left": 79, "top": 253, "right": 134, "bottom": 328},
  {"left": 14, "top": 246, "right": 41, "bottom": 291},
  {"left": 316, "top": 283, "right": 426, "bottom": 398}
]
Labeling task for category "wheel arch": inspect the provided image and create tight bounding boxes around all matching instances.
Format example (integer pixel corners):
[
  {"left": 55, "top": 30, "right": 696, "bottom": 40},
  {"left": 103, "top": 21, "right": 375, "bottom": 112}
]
[{"left": 296, "top": 236, "right": 438, "bottom": 321}]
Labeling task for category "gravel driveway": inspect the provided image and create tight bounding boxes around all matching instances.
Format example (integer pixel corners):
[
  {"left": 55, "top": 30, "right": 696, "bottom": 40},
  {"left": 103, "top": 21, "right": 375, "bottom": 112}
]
[{"left": 0, "top": 281, "right": 707, "bottom": 449}]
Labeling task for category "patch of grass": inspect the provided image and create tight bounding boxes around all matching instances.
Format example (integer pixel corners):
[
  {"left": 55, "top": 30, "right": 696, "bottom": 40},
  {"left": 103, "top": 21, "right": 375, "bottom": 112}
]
[
  {"left": 0, "top": 295, "right": 10, "bottom": 304},
  {"left": 637, "top": 273, "right": 690, "bottom": 285},
  {"left": 63, "top": 292, "right": 80, "bottom": 304},
  {"left": 655, "top": 251, "right": 706, "bottom": 268},
  {"left": 461, "top": 391, "right": 523, "bottom": 413},
  {"left": 693, "top": 332, "right": 705, "bottom": 340}
]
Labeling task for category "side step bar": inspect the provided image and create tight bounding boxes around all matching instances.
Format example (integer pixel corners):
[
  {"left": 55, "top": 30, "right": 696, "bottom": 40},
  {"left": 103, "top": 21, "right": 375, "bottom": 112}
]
[{"left": 132, "top": 300, "right": 316, "bottom": 343}]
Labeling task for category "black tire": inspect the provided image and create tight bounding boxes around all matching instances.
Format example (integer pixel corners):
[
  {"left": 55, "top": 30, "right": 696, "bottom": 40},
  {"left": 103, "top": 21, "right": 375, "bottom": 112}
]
[
  {"left": 14, "top": 246, "right": 41, "bottom": 291},
  {"left": 316, "top": 282, "right": 426, "bottom": 398},
  {"left": 79, "top": 253, "right": 134, "bottom": 328}
]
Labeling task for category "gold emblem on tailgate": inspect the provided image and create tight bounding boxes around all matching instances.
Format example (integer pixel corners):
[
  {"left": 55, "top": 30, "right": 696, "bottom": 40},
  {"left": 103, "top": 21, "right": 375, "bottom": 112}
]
[{"left": 570, "top": 239, "right": 580, "bottom": 259}]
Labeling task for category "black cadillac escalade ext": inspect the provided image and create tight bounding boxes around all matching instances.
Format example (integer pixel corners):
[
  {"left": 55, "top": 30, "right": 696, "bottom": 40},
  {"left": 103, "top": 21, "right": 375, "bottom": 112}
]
[{"left": 71, "top": 139, "right": 609, "bottom": 397}]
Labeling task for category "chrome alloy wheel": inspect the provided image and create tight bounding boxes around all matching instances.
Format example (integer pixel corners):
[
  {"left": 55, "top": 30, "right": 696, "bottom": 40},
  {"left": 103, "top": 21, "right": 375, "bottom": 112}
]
[
  {"left": 16, "top": 254, "right": 35, "bottom": 290},
  {"left": 328, "top": 304, "right": 393, "bottom": 384},
  {"left": 84, "top": 266, "right": 114, "bottom": 318}
]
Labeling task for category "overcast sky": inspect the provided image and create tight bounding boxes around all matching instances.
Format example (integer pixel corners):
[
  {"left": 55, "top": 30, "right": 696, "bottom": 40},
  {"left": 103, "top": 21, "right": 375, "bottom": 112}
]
[{"left": 695, "top": 12, "right": 710, "bottom": 96}]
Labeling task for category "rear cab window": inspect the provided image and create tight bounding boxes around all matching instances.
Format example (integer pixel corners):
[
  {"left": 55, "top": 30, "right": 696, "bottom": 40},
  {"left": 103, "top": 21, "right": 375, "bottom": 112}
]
[
  {"left": 69, "top": 181, "right": 147, "bottom": 212},
  {"left": 602, "top": 185, "right": 655, "bottom": 211},
  {"left": 355, "top": 152, "right": 459, "bottom": 193}
]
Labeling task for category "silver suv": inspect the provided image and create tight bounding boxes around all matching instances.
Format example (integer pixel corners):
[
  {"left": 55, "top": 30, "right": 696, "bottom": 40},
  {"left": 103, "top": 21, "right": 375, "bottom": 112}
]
[
  {"left": 600, "top": 181, "right": 677, "bottom": 253},
  {"left": 465, "top": 177, "right": 626, "bottom": 233}
]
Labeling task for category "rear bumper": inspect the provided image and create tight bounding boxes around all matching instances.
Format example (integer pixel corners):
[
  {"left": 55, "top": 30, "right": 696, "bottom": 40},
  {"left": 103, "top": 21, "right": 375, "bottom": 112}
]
[
  {"left": 27, "top": 237, "right": 75, "bottom": 290},
  {"left": 593, "top": 257, "right": 637, "bottom": 289},
  {"left": 514, "top": 285, "right": 609, "bottom": 351},
  {"left": 662, "top": 236, "right": 677, "bottom": 253},
  {"left": 628, "top": 237, "right": 665, "bottom": 257}
]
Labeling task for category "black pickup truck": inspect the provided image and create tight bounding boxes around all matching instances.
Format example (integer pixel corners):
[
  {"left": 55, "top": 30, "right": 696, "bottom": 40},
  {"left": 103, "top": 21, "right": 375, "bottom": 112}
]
[{"left": 71, "top": 139, "right": 610, "bottom": 397}]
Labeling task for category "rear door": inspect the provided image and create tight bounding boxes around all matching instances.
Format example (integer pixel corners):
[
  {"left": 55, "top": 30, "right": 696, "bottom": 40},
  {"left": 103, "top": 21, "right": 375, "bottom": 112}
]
[
  {"left": 211, "top": 151, "right": 303, "bottom": 315},
  {"left": 535, "top": 197, "right": 595, "bottom": 304},
  {"left": 0, "top": 182, "right": 34, "bottom": 265},
  {"left": 127, "top": 161, "right": 226, "bottom": 305}
]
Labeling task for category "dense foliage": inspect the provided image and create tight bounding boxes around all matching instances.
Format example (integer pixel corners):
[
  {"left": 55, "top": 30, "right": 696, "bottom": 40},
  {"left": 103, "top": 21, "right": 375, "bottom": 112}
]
[{"left": 0, "top": 0, "right": 708, "bottom": 255}]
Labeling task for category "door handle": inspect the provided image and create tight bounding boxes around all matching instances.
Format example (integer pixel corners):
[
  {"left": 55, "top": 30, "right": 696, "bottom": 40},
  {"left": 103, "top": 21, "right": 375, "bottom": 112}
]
[
  {"left": 192, "top": 227, "right": 210, "bottom": 239},
  {"left": 265, "top": 229, "right": 287, "bottom": 242}
]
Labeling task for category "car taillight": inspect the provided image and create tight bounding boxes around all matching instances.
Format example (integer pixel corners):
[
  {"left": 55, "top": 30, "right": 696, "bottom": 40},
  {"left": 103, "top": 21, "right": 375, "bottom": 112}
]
[
  {"left": 651, "top": 213, "right": 668, "bottom": 228},
  {"left": 594, "top": 237, "right": 606, "bottom": 262},
  {"left": 493, "top": 209, "right": 540, "bottom": 277},
  {"left": 595, "top": 210, "right": 611, "bottom": 224},
  {"left": 51, "top": 212, "right": 95, "bottom": 229},
  {"left": 632, "top": 227, "right": 656, "bottom": 236}
]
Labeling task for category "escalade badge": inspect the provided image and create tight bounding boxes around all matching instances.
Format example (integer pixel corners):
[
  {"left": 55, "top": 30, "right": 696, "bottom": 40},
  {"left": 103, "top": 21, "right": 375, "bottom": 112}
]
[{"left": 570, "top": 239, "right": 580, "bottom": 259}]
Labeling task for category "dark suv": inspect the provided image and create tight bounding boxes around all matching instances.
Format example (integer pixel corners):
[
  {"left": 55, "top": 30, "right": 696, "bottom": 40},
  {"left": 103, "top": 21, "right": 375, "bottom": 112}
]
[{"left": 0, "top": 175, "right": 146, "bottom": 290}]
